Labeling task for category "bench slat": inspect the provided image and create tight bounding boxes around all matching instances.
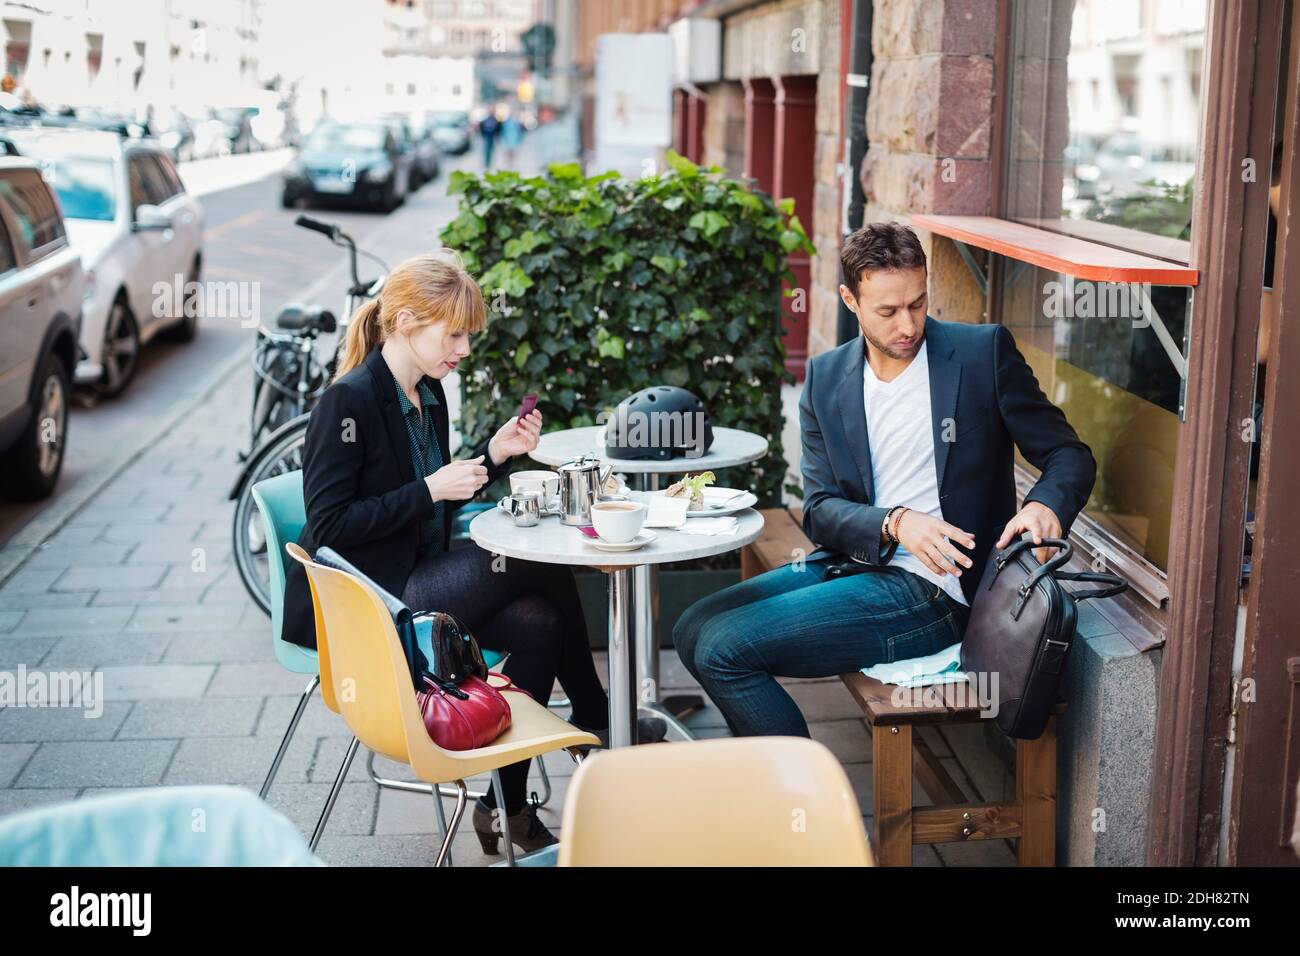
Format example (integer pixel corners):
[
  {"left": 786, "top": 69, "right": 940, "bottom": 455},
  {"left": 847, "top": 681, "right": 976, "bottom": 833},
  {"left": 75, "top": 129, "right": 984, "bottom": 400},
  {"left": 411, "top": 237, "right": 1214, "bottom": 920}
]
[
  {"left": 912, "top": 803, "right": 1023, "bottom": 844},
  {"left": 843, "top": 672, "right": 979, "bottom": 726}
]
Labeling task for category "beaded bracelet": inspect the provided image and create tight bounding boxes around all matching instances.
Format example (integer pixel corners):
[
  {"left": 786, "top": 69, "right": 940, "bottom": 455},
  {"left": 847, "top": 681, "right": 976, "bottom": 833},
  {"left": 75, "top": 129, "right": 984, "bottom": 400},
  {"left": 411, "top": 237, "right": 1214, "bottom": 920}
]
[
  {"left": 882, "top": 506, "right": 902, "bottom": 543},
  {"left": 889, "top": 506, "right": 910, "bottom": 544}
]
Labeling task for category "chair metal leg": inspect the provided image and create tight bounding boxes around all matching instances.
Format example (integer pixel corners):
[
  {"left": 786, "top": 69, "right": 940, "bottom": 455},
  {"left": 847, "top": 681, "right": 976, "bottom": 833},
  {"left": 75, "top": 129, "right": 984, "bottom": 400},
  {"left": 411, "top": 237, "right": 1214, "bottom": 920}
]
[
  {"left": 311, "top": 735, "right": 359, "bottom": 852},
  {"left": 490, "top": 769, "right": 517, "bottom": 867},
  {"left": 430, "top": 784, "right": 453, "bottom": 867},
  {"left": 534, "top": 755, "right": 553, "bottom": 807},
  {"left": 435, "top": 780, "right": 468, "bottom": 869},
  {"left": 260, "top": 674, "right": 319, "bottom": 799},
  {"left": 366, "top": 748, "right": 487, "bottom": 800}
]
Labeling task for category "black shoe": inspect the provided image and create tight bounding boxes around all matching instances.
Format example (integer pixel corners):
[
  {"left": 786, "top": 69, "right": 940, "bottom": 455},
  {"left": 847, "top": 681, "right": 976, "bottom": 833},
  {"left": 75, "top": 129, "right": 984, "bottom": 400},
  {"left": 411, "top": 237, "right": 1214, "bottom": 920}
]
[
  {"left": 575, "top": 715, "right": 668, "bottom": 751},
  {"left": 473, "top": 795, "right": 557, "bottom": 855}
]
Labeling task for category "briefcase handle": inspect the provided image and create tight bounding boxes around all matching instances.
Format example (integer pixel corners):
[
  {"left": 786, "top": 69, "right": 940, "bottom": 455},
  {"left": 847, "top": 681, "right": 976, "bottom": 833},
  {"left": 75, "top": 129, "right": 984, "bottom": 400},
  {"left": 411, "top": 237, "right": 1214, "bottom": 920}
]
[
  {"left": 991, "top": 535, "right": 1074, "bottom": 584},
  {"left": 992, "top": 534, "right": 1129, "bottom": 604},
  {"left": 1055, "top": 569, "right": 1129, "bottom": 602}
]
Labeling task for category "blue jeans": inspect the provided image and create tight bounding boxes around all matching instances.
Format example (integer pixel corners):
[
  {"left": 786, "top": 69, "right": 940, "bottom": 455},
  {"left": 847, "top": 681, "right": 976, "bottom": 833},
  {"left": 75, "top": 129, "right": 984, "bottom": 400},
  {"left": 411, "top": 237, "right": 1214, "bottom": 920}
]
[{"left": 673, "top": 560, "right": 970, "bottom": 737}]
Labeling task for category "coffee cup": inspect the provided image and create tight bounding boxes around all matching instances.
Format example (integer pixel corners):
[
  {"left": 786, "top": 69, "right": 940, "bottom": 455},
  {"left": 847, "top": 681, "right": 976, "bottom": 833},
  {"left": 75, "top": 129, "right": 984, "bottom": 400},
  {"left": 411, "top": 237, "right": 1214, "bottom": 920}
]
[
  {"left": 510, "top": 470, "right": 560, "bottom": 509},
  {"left": 589, "top": 499, "right": 646, "bottom": 543}
]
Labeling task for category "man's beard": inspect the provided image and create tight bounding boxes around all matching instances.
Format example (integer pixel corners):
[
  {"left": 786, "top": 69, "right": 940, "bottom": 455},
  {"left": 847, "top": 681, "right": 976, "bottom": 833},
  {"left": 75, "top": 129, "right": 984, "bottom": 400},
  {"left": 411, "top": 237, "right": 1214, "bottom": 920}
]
[{"left": 863, "top": 325, "right": 923, "bottom": 361}]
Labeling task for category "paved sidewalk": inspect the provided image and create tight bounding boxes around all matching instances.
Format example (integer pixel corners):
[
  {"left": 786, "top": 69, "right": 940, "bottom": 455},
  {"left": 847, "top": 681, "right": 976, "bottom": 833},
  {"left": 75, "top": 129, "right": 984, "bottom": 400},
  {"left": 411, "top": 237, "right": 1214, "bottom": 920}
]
[{"left": 0, "top": 122, "right": 1014, "bottom": 867}]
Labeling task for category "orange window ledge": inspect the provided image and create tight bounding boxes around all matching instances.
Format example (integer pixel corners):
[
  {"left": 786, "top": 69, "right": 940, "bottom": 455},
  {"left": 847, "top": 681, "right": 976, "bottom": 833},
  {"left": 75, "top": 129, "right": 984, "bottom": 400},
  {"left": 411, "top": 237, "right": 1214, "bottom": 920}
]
[{"left": 910, "top": 214, "right": 1199, "bottom": 287}]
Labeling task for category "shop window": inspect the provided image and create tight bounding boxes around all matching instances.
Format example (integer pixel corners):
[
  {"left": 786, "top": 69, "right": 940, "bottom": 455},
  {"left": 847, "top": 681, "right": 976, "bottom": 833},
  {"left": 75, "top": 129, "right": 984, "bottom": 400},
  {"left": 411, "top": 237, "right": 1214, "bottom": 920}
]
[
  {"left": 999, "top": 267, "right": 1187, "bottom": 570},
  {"left": 1006, "top": 0, "right": 1205, "bottom": 255},
  {"left": 997, "top": 0, "right": 1208, "bottom": 574}
]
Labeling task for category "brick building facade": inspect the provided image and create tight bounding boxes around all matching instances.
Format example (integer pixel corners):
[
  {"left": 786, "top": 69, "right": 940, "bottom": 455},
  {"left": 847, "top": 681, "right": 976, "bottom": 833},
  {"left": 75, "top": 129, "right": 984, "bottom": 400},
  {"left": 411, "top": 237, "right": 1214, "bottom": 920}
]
[{"left": 574, "top": 0, "right": 1300, "bottom": 867}]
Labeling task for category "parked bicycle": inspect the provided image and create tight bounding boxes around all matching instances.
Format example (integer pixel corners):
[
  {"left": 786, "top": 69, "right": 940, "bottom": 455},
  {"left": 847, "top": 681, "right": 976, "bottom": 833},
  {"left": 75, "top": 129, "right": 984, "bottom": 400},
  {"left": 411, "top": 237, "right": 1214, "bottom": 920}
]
[{"left": 230, "top": 215, "right": 387, "bottom": 614}]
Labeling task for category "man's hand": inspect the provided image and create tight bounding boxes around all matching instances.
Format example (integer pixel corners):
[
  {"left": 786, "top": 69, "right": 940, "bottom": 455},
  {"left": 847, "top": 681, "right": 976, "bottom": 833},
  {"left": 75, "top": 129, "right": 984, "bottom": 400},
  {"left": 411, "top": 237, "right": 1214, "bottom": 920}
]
[
  {"left": 896, "top": 511, "right": 975, "bottom": 578},
  {"left": 995, "top": 501, "right": 1063, "bottom": 565}
]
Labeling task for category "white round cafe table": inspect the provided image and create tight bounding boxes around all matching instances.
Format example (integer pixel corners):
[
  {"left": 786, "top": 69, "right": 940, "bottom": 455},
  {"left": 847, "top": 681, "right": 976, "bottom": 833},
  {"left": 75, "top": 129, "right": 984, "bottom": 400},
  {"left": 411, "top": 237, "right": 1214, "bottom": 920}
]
[
  {"left": 469, "top": 504, "right": 765, "bottom": 748},
  {"left": 529, "top": 425, "right": 768, "bottom": 479},
  {"left": 528, "top": 424, "right": 770, "bottom": 740}
]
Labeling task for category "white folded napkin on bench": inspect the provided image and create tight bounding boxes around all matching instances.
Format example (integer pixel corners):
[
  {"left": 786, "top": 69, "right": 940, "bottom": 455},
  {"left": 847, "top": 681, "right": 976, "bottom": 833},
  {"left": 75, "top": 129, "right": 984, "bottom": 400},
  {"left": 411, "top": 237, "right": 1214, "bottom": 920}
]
[{"left": 861, "top": 641, "right": 967, "bottom": 688}]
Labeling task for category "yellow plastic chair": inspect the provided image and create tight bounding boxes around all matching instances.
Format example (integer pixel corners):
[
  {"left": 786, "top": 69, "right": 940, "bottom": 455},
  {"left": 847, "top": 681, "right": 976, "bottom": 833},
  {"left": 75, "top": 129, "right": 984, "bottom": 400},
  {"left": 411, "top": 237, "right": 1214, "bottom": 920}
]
[
  {"left": 286, "top": 543, "right": 599, "bottom": 866},
  {"left": 558, "top": 736, "right": 874, "bottom": 867}
]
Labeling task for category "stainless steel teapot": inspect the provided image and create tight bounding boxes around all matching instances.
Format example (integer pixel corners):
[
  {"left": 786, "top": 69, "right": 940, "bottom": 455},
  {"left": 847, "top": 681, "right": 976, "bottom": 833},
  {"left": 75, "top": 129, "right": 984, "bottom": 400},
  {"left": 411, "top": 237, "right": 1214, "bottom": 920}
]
[{"left": 556, "top": 454, "right": 615, "bottom": 526}]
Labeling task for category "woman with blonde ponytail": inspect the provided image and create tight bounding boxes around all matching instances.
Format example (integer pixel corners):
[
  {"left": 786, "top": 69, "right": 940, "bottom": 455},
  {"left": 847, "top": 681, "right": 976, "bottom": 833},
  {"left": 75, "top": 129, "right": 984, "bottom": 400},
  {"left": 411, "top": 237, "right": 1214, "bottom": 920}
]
[{"left": 282, "top": 252, "right": 612, "bottom": 855}]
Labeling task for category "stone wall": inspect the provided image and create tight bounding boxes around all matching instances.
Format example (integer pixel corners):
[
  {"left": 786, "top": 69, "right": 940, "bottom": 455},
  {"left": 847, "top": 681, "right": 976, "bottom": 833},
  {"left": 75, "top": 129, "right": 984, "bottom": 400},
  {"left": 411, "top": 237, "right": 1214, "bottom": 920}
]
[
  {"left": 861, "top": 0, "right": 999, "bottom": 324},
  {"left": 702, "top": 80, "right": 747, "bottom": 177},
  {"left": 723, "top": 0, "right": 823, "bottom": 80},
  {"left": 808, "top": 0, "right": 841, "bottom": 359}
]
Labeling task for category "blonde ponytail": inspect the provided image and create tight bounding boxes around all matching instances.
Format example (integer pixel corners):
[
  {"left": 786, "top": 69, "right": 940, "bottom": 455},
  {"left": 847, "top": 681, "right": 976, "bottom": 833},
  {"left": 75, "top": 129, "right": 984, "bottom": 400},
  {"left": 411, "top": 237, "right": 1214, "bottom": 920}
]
[
  {"left": 333, "top": 250, "right": 487, "bottom": 380},
  {"left": 337, "top": 299, "right": 383, "bottom": 380}
]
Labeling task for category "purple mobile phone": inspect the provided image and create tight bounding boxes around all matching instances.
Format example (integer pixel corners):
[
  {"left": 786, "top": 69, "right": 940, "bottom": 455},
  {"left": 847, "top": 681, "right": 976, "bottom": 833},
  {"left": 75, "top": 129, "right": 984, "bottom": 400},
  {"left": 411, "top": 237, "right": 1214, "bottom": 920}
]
[{"left": 518, "top": 393, "right": 539, "bottom": 421}]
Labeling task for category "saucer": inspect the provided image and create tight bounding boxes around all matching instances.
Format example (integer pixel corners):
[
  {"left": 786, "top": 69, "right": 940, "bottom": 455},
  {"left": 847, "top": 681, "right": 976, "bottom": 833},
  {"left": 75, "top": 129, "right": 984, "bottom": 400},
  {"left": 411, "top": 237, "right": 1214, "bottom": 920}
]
[{"left": 586, "top": 529, "right": 657, "bottom": 552}]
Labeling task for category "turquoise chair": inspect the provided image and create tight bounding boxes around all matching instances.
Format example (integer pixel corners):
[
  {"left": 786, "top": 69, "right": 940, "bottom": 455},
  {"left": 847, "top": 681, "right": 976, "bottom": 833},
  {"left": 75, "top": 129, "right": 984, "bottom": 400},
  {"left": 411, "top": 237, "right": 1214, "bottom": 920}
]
[
  {"left": 0, "top": 786, "right": 321, "bottom": 866},
  {"left": 251, "top": 472, "right": 550, "bottom": 824}
]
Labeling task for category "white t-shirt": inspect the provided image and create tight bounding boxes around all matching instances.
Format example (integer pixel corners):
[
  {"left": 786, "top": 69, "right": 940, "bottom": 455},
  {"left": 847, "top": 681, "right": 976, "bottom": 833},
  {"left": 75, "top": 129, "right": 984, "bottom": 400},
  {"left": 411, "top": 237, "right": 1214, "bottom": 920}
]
[{"left": 862, "top": 340, "right": 968, "bottom": 606}]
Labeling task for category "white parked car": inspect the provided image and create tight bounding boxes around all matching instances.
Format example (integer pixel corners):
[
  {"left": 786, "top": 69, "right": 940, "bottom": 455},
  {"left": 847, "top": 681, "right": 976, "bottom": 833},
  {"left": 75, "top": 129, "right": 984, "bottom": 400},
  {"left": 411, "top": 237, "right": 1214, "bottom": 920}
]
[
  {"left": 7, "top": 129, "right": 204, "bottom": 397},
  {"left": 0, "top": 158, "right": 83, "bottom": 499}
]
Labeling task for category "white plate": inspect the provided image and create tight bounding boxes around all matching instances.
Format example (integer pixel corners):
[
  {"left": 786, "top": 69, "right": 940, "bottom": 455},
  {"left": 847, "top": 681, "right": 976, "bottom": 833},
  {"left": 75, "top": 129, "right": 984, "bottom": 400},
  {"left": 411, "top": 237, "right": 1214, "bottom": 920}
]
[
  {"left": 585, "top": 529, "right": 657, "bottom": 552},
  {"left": 657, "top": 487, "right": 757, "bottom": 517}
]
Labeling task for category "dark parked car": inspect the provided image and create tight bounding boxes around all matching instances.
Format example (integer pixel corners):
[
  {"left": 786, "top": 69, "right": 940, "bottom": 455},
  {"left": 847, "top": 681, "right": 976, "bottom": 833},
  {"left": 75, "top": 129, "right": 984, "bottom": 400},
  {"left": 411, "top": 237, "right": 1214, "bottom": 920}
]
[
  {"left": 429, "top": 110, "right": 472, "bottom": 155},
  {"left": 0, "top": 158, "right": 83, "bottom": 499},
  {"left": 384, "top": 115, "right": 438, "bottom": 188},
  {"left": 281, "top": 121, "right": 411, "bottom": 211}
]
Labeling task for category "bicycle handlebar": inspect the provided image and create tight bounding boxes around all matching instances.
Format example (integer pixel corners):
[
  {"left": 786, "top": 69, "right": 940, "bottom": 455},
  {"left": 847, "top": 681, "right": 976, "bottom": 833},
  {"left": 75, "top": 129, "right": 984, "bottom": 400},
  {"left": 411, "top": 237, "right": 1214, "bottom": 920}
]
[
  {"left": 294, "top": 215, "right": 338, "bottom": 239},
  {"left": 295, "top": 214, "right": 363, "bottom": 289}
]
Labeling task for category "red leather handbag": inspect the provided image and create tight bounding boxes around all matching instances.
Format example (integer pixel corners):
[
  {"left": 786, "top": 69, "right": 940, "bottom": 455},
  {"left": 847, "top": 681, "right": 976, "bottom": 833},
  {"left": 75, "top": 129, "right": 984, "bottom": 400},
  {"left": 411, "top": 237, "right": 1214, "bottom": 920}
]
[{"left": 417, "top": 672, "right": 529, "bottom": 751}]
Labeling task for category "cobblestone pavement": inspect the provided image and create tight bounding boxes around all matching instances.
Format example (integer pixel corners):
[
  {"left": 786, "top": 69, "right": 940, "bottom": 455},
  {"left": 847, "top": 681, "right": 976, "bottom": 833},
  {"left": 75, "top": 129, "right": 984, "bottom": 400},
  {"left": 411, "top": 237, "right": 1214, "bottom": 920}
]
[{"left": 0, "top": 122, "right": 1014, "bottom": 866}]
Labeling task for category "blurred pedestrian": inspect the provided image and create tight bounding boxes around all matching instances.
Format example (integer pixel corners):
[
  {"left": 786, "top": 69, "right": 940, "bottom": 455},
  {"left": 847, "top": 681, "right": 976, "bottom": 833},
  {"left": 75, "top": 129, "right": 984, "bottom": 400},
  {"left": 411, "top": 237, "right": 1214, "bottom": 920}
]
[
  {"left": 479, "top": 108, "right": 500, "bottom": 169},
  {"left": 500, "top": 109, "right": 523, "bottom": 170}
]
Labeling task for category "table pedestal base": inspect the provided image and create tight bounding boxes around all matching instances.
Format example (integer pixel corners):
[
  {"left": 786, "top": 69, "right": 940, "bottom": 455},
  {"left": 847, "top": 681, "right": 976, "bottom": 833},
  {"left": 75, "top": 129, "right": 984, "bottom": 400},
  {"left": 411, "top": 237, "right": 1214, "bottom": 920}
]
[
  {"left": 638, "top": 701, "right": 698, "bottom": 741},
  {"left": 606, "top": 567, "right": 638, "bottom": 748},
  {"left": 632, "top": 476, "right": 699, "bottom": 743}
]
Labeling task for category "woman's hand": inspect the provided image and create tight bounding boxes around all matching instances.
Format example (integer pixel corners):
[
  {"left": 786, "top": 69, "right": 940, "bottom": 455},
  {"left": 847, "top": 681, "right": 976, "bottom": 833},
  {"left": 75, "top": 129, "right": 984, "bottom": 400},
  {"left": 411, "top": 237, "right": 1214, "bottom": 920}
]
[
  {"left": 425, "top": 455, "right": 489, "bottom": 503},
  {"left": 487, "top": 409, "right": 542, "bottom": 466}
]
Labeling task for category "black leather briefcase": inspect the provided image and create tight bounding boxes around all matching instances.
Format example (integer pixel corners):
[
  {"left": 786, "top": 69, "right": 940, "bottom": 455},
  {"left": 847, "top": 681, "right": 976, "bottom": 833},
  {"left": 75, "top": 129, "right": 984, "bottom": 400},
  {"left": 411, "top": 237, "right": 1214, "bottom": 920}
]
[{"left": 960, "top": 534, "right": 1127, "bottom": 739}]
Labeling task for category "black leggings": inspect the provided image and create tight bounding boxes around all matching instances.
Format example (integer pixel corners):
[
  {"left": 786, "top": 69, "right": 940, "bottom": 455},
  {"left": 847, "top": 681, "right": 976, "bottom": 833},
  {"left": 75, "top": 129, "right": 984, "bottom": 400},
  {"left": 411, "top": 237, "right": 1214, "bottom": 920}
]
[{"left": 401, "top": 544, "right": 608, "bottom": 814}]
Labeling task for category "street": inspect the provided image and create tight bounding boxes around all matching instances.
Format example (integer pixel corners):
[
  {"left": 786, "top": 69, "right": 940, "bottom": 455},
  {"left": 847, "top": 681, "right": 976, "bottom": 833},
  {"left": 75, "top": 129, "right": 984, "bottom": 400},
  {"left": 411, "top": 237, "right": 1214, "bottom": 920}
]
[
  {"left": 0, "top": 121, "right": 831, "bottom": 868},
  {"left": 0, "top": 151, "right": 412, "bottom": 552},
  {"left": 0, "top": 122, "right": 1005, "bottom": 868}
]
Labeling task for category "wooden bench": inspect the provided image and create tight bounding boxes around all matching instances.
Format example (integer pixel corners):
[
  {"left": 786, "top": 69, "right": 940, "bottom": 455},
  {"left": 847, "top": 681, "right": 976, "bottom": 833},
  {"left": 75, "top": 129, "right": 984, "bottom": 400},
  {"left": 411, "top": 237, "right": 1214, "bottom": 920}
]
[
  {"left": 743, "top": 507, "right": 1061, "bottom": 867},
  {"left": 741, "top": 507, "right": 811, "bottom": 579},
  {"left": 841, "top": 673, "right": 1062, "bottom": 866}
]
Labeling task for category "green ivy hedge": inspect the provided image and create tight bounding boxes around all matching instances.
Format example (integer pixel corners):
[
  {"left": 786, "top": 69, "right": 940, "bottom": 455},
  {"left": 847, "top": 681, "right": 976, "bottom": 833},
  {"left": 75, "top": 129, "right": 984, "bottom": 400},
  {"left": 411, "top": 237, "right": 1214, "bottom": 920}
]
[{"left": 440, "top": 150, "right": 813, "bottom": 505}]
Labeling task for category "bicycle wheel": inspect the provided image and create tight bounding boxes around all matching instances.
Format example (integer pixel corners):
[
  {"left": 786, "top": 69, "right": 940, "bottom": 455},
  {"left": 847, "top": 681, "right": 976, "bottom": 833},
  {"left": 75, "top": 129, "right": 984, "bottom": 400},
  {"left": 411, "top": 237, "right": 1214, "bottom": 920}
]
[{"left": 232, "top": 422, "right": 307, "bottom": 616}]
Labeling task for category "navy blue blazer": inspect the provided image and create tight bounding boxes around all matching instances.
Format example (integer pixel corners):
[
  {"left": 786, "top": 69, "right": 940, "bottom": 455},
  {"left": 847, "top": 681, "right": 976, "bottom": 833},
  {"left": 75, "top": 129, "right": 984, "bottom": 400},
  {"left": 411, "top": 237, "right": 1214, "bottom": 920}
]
[
  {"left": 282, "top": 347, "right": 506, "bottom": 649},
  {"left": 798, "top": 316, "right": 1096, "bottom": 605}
]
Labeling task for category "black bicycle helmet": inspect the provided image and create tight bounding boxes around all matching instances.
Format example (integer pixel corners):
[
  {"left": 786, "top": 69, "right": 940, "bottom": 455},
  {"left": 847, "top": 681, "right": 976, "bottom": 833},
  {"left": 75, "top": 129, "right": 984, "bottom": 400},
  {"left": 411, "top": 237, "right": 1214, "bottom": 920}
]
[{"left": 604, "top": 386, "right": 714, "bottom": 461}]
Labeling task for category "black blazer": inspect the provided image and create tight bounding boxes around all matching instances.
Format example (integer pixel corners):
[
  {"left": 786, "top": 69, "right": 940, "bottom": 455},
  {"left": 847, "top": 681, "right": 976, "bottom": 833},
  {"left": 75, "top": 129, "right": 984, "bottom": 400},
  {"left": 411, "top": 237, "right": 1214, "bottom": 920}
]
[
  {"left": 799, "top": 316, "right": 1096, "bottom": 605},
  {"left": 282, "top": 347, "right": 506, "bottom": 649}
]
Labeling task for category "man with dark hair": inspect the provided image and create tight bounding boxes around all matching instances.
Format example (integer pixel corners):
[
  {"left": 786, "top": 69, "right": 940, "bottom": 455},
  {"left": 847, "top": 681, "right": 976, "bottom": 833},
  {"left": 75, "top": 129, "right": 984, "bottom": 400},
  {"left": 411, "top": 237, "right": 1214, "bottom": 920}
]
[{"left": 673, "top": 221, "right": 1096, "bottom": 737}]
